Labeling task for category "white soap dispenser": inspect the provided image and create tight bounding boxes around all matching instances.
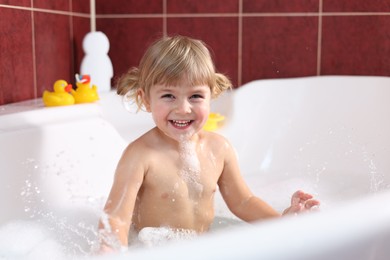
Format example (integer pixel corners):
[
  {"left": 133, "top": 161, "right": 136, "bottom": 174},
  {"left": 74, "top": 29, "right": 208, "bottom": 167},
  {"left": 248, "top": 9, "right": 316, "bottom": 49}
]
[{"left": 80, "top": 31, "right": 113, "bottom": 92}]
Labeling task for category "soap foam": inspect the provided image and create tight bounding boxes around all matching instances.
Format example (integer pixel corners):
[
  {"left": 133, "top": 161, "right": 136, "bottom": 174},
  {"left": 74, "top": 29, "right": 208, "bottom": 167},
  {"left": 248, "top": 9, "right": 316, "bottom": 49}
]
[
  {"left": 137, "top": 227, "right": 197, "bottom": 248},
  {"left": 179, "top": 139, "right": 203, "bottom": 198},
  {"left": 0, "top": 221, "right": 66, "bottom": 260}
]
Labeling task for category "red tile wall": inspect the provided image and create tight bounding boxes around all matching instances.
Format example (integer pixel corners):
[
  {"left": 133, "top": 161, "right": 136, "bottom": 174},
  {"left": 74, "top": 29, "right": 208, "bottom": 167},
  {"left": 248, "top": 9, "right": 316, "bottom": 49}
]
[
  {"left": 1, "top": 0, "right": 390, "bottom": 105},
  {"left": 0, "top": 0, "right": 90, "bottom": 105}
]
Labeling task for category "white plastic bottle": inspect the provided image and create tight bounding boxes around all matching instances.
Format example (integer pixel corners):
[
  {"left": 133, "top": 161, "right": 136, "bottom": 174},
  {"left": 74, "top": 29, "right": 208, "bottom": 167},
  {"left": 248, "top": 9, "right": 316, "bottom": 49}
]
[{"left": 80, "top": 31, "right": 113, "bottom": 92}]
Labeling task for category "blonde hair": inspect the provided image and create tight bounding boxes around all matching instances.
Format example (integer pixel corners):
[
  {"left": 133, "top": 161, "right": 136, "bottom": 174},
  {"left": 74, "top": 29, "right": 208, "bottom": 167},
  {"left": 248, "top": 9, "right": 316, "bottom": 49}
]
[{"left": 117, "top": 35, "right": 232, "bottom": 110}]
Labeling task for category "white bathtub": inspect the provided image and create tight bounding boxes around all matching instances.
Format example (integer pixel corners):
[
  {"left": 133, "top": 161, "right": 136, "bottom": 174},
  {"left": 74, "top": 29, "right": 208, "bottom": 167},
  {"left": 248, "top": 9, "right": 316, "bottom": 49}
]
[{"left": 1, "top": 76, "right": 390, "bottom": 259}]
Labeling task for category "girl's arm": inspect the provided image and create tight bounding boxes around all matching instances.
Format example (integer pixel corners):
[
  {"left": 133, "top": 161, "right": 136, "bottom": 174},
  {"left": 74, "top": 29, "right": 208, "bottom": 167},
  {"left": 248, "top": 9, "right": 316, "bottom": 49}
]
[
  {"left": 218, "top": 139, "right": 319, "bottom": 222},
  {"left": 217, "top": 140, "right": 280, "bottom": 221},
  {"left": 98, "top": 142, "right": 146, "bottom": 252}
]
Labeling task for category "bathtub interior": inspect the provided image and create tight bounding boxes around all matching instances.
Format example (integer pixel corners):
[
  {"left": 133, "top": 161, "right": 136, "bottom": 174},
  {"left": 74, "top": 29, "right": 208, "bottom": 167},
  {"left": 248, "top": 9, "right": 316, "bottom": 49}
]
[
  {"left": 216, "top": 76, "right": 390, "bottom": 209},
  {"left": 0, "top": 76, "right": 390, "bottom": 259},
  {"left": 0, "top": 103, "right": 131, "bottom": 256}
]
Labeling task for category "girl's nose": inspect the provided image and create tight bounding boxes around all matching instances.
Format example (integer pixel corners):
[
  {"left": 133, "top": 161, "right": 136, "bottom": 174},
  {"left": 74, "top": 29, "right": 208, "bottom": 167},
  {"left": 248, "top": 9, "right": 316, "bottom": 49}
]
[{"left": 175, "top": 99, "right": 191, "bottom": 114}]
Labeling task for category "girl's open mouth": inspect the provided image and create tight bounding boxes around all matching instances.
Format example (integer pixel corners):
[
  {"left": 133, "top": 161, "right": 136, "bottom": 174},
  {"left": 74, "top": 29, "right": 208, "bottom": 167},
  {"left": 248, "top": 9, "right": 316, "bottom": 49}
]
[{"left": 170, "top": 120, "right": 193, "bottom": 128}]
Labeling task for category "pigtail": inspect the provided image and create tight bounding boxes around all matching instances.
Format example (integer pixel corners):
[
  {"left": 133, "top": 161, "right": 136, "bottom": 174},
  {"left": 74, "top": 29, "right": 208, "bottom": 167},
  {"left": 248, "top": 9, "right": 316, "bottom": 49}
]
[
  {"left": 116, "top": 67, "right": 145, "bottom": 110},
  {"left": 116, "top": 67, "right": 140, "bottom": 96},
  {"left": 212, "top": 72, "right": 233, "bottom": 98}
]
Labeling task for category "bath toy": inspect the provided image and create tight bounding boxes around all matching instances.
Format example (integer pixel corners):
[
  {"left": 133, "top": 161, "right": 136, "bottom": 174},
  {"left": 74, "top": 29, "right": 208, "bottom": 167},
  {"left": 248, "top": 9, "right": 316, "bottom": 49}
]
[
  {"left": 72, "top": 74, "right": 99, "bottom": 103},
  {"left": 42, "top": 80, "right": 75, "bottom": 107},
  {"left": 80, "top": 31, "right": 113, "bottom": 92},
  {"left": 203, "top": 113, "right": 225, "bottom": 131}
]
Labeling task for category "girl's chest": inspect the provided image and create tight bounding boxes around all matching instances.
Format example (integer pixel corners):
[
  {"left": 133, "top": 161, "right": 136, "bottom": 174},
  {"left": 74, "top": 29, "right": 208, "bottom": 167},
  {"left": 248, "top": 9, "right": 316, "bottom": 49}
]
[{"left": 145, "top": 154, "right": 222, "bottom": 199}]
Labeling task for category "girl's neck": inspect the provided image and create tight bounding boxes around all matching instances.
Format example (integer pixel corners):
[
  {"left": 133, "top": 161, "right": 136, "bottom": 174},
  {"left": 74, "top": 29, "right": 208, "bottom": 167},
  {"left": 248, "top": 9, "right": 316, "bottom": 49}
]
[{"left": 154, "top": 127, "right": 201, "bottom": 149}]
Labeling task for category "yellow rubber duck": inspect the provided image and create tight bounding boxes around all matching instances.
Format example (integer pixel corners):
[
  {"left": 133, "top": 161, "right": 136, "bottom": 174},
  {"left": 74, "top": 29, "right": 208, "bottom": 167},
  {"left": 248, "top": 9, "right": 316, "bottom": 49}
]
[
  {"left": 71, "top": 74, "right": 99, "bottom": 104},
  {"left": 203, "top": 113, "right": 225, "bottom": 131},
  {"left": 42, "top": 80, "right": 75, "bottom": 107}
]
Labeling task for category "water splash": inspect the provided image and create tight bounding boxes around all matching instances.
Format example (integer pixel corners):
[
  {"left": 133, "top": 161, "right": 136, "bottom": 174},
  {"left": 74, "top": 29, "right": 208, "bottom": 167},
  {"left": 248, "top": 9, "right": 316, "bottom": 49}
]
[
  {"left": 296, "top": 126, "right": 388, "bottom": 197},
  {"left": 18, "top": 157, "right": 103, "bottom": 258},
  {"left": 365, "top": 155, "right": 385, "bottom": 193},
  {"left": 345, "top": 132, "right": 387, "bottom": 193},
  {"left": 97, "top": 213, "right": 126, "bottom": 253}
]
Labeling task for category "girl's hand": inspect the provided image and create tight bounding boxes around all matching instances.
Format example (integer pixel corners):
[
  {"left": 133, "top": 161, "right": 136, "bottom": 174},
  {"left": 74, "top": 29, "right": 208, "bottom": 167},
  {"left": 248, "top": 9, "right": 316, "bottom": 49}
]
[{"left": 282, "top": 190, "right": 320, "bottom": 215}]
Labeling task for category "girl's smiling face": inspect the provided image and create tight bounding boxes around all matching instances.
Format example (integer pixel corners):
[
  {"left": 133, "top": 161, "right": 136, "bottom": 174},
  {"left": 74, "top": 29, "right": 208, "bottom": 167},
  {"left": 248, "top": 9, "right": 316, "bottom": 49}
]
[{"left": 141, "top": 79, "right": 211, "bottom": 142}]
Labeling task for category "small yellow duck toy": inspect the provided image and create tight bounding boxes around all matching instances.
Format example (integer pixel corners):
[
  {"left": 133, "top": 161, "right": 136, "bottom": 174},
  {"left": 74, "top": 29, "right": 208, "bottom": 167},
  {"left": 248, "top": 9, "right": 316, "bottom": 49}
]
[
  {"left": 203, "top": 113, "right": 225, "bottom": 131},
  {"left": 71, "top": 74, "right": 99, "bottom": 104},
  {"left": 42, "top": 80, "right": 75, "bottom": 107}
]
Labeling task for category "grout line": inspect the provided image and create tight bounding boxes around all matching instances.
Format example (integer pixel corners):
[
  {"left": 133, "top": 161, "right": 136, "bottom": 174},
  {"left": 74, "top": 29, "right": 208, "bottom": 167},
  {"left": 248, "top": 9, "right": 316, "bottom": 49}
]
[
  {"left": 69, "top": 0, "right": 75, "bottom": 76},
  {"left": 242, "top": 12, "right": 390, "bottom": 17},
  {"left": 237, "top": 0, "right": 243, "bottom": 87},
  {"left": 243, "top": 12, "right": 320, "bottom": 17},
  {"left": 30, "top": 0, "right": 37, "bottom": 98},
  {"left": 90, "top": 0, "right": 96, "bottom": 31},
  {"left": 163, "top": 0, "right": 167, "bottom": 36},
  {"left": 96, "top": 13, "right": 162, "bottom": 19},
  {"left": 1, "top": 4, "right": 390, "bottom": 18},
  {"left": 322, "top": 12, "right": 390, "bottom": 16},
  {"left": 317, "top": 0, "right": 323, "bottom": 76},
  {"left": 96, "top": 12, "right": 390, "bottom": 19},
  {"left": 0, "top": 4, "right": 89, "bottom": 17},
  {"left": 95, "top": 13, "right": 317, "bottom": 19},
  {"left": 0, "top": 4, "right": 32, "bottom": 11}
]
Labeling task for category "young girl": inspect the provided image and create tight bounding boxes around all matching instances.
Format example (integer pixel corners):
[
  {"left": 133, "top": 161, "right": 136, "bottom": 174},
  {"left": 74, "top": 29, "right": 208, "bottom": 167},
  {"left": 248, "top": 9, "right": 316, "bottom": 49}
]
[{"left": 98, "top": 35, "right": 319, "bottom": 252}]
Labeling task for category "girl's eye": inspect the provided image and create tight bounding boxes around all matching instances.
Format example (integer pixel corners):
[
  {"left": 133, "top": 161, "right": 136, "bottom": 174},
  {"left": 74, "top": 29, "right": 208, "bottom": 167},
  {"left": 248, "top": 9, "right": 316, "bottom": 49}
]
[
  {"left": 161, "top": 94, "right": 175, "bottom": 99},
  {"left": 190, "top": 94, "right": 204, "bottom": 100}
]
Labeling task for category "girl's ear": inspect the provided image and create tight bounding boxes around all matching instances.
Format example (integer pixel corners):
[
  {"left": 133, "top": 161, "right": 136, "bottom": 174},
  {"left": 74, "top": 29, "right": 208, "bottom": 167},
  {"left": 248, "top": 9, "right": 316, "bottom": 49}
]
[{"left": 138, "top": 89, "right": 151, "bottom": 112}]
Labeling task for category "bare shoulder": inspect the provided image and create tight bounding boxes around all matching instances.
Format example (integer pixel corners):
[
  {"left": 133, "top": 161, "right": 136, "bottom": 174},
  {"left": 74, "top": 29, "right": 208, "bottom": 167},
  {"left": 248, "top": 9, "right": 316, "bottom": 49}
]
[
  {"left": 123, "top": 128, "right": 158, "bottom": 153},
  {"left": 117, "top": 128, "right": 158, "bottom": 171},
  {"left": 201, "top": 130, "right": 234, "bottom": 153}
]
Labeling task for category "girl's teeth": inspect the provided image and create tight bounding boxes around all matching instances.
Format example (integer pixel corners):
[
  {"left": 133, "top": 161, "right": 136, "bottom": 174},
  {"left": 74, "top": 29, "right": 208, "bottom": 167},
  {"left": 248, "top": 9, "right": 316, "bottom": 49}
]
[{"left": 172, "top": 120, "right": 191, "bottom": 127}]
